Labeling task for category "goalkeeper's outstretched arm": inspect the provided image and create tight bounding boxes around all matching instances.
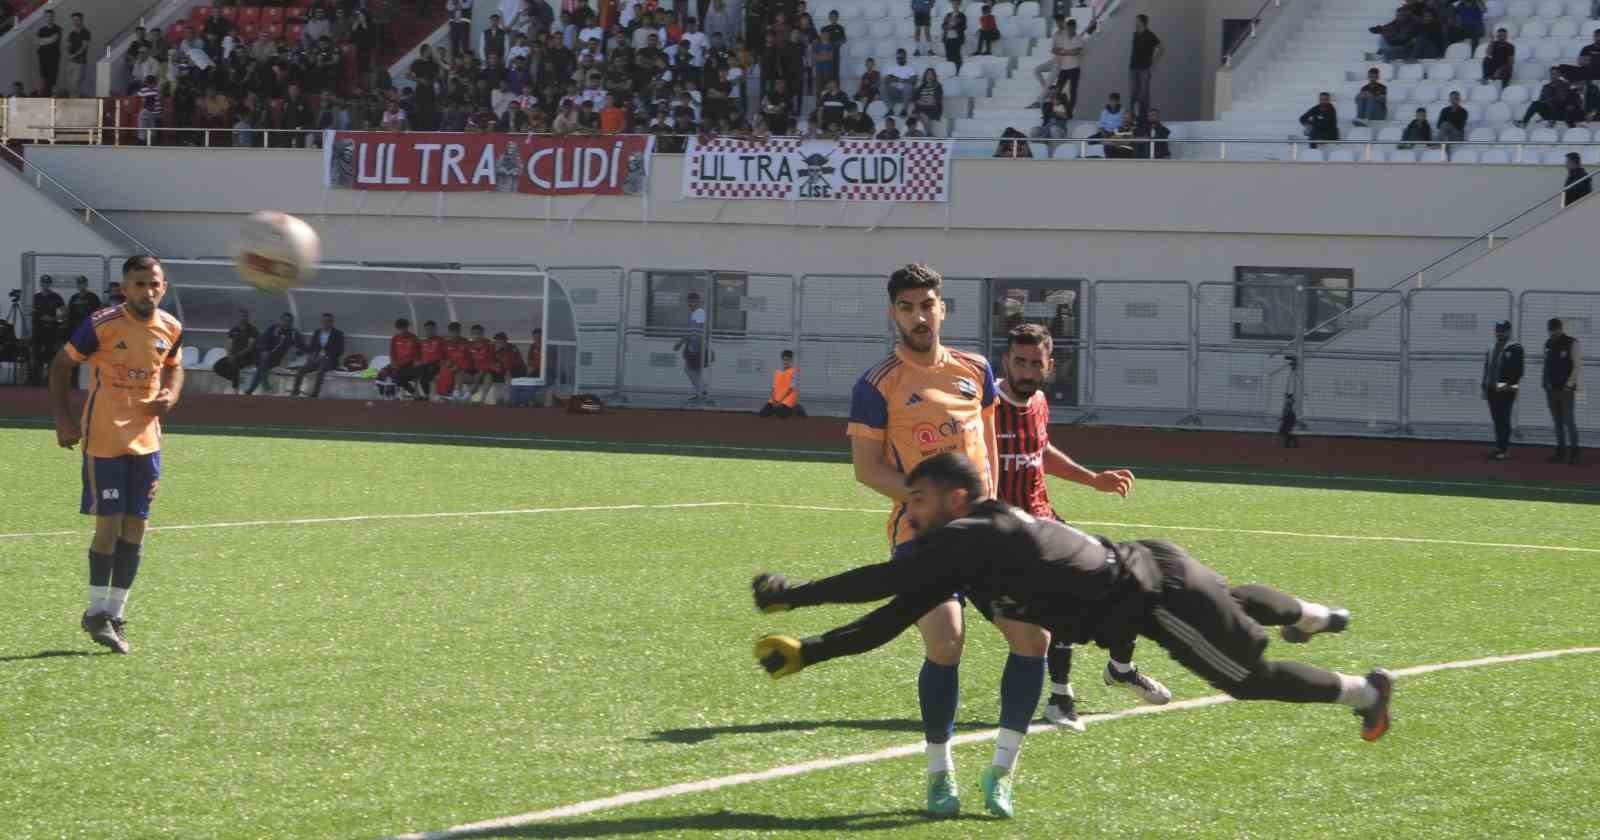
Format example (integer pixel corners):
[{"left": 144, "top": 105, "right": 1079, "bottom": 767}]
[{"left": 755, "top": 592, "right": 947, "bottom": 679}]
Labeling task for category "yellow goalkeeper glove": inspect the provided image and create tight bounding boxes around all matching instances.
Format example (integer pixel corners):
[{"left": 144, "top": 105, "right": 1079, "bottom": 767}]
[{"left": 754, "top": 634, "right": 806, "bottom": 679}]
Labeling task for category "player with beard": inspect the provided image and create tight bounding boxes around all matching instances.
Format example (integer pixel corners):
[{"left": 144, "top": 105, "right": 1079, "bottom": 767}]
[
  {"left": 846, "top": 264, "right": 1020, "bottom": 818},
  {"left": 994, "top": 324, "right": 1170, "bottom": 730}
]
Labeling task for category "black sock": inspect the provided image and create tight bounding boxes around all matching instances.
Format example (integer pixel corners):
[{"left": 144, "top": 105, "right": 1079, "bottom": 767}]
[
  {"left": 111, "top": 540, "right": 143, "bottom": 590},
  {"left": 89, "top": 550, "right": 114, "bottom": 587},
  {"left": 1229, "top": 584, "right": 1303, "bottom": 627},
  {"left": 1046, "top": 640, "right": 1072, "bottom": 690}
]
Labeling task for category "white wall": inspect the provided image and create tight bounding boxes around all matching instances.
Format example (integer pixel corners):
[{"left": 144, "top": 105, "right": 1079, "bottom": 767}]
[
  {"left": 1073, "top": 0, "right": 1208, "bottom": 122},
  {"left": 2, "top": 0, "right": 154, "bottom": 96},
  {"left": 0, "top": 162, "right": 131, "bottom": 304},
  {"left": 19, "top": 144, "right": 1588, "bottom": 295}
]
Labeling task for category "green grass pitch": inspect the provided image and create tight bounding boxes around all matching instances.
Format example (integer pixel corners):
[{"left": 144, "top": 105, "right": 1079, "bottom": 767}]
[{"left": 0, "top": 426, "right": 1597, "bottom": 839}]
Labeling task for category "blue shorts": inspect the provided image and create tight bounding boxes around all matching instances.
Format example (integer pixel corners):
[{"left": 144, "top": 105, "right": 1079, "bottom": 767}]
[{"left": 81, "top": 452, "right": 162, "bottom": 519}]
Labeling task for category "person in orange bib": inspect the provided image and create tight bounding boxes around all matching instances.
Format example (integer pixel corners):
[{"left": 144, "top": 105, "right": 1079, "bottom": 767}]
[
  {"left": 48, "top": 255, "right": 184, "bottom": 656},
  {"left": 758, "top": 349, "right": 806, "bottom": 418}
]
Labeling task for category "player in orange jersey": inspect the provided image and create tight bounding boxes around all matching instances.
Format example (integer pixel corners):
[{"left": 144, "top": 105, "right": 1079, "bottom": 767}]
[
  {"left": 992, "top": 324, "right": 1170, "bottom": 733},
  {"left": 759, "top": 349, "right": 806, "bottom": 418},
  {"left": 846, "top": 263, "right": 1022, "bottom": 817},
  {"left": 48, "top": 256, "right": 184, "bottom": 655}
]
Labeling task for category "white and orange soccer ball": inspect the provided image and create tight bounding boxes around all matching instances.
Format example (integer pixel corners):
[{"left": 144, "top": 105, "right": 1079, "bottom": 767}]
[{"left": 235, "top": 211, "right": 321, "bottom": 291}]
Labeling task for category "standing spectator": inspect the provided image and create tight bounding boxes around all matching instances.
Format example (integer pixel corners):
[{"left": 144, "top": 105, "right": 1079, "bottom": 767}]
[
  {"left": 705, "top": 0, "right": 737, "bottom": 43},
  {"left": 822, "top": 10, "right": 847, "bottom": 44},
  {"left": 1482, "top": 320, "right": 1524, "bottom": 461},
  {"left": 213, "top": 310, "right": 260, "bottom": 393},
  {"left": 290, "top": 313, "right": 344, "bottom": 398},
  {"left": 448, "top": 0, "right": 475, "bottom": 58},
  {"left": 243, "top": 313, "right": 301, "bottom": 396},
  {"left": 940, "top": 0, "right": 966, "bottom": 75},
  {"left": 36, "top": 10, "right": 61, "bottom": 95},
  {"left": 65, "top": 276, "right": 101, "bottom": 334},
  {"left": 912, "top": 0, "right": 935, "bottom": 56},
  {"left": 63, "top": 13, "right": 90, "bottom": 97},
  {"left": 1542, "top": 318, "right": 1582, "bottom": 464},
  {"left": 483, "top": 13, "right": 509, "bottom": 60},
  {"left": 28, "top": 275, "right": 65, "bottom": 386},
  {"left": 1033, "top": 16, "right": 1092, "bottom": 115},
  {"left": 913, "top": 67, "right": 944, "bottom": 124},
  {"left": 136, "top": 73, "right": 164, "bottom": 143},
  {"left": 1437, "top": 90, "right": 1468, "bottom": 143},
  {"left": 760, "top": 350, "right": 807, "bottom": 417},
  {"left": 1352, "top": 67, "right": 1387, "bottom": 127},
  {"left": 1480, "top": 27, "right": 1513, "bottom": 88},
  {"left": 1128, "top": 14, "right": 1161, "bottom": 117},
  {"left": 303, "top": 7, "right": 331, "bottom": 47},
  {"left": 460, "top": 324, "right": 495, "bottom": 403},
  {"left": 673, "top": 290, "right": 711, "bottom": 404},
  {"left": 352, "top": 10, "right": 376, "bottom": 71},
  {"left": 882, "top": 49, "right": 917, "bottom": 116},
  {"left": 813, "top": 29, "right": 839, "bottom": 90},
  {"left": 975, "top": 4, "right": 998, "bottom": 55},
  {"left": 1398, "top": 107, "right": 1431, "bottom": 148},
  {"left": 1299, "top": 91, "right": 1338, "bottom": 148},
  {"left": 410, "top": 320, "right": 445, "bottom": 400},
  {"left": 281, "top": 83, "right": 316, "bottom": 148},
  {"left": 1565, "top": 152, "right": 1592, "bottom": 207},
  {"left": 526, "top": 328, "right": 543, "bottom": 380},
  {"left": 387, "top": 318, "right": 422, "bottom": 399}
]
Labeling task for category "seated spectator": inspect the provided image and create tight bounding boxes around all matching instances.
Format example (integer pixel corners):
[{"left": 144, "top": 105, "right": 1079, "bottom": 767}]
[
  {"left": 404, "top": 320, "right": 444, "bottom": 401},
  {"left": 552, "top": 99, "right": 580, "bottom": 132},
  {"left": 881, "top": 49, "right": 917, "bottom": 116},
  {"left": 1371, "top": 8, "right": 1416, "bottom": 62},
  {"left": 856, "top": 57, "right": 881, "bottom": 106},
  {"left": 995, "top": 127, "right": 1032, "bottom": 158},
  {"left": 1104, "top": 111, "right": 1137, "bottom": 158},
  {"left": 844, "top": 106, "right": 875, "bottom": 137},
  {"left": 1353, "top": 67, "right": 1387, "bottom": 126},
  {"left": 759, "top": 350, "right": 807, "bottom": 418},
  {"left": 761, "top": 80, "right": 792, "bottom": 134},
  {"left": 213, "top": 309, "right": 258, "bottom": 393},
  {"left": 913, "top": 67, "right": 944, "bottom": 124},
  {"left": 1044, "top": 89, "right": 1072, "bottom": 138},
  {"left": 1518, "top": 70, "right": 1579, "bottom": 128},
  {"left": 1136, "top": 108, "right": 1172, "bottom": 159},
  {"left": 459, "top": 324, "right": 495, "bottom": 403},
  {"left": 599, "top": 94, "right": 627, "bottom": 131},
  {"left": 1299, "top": 91, "right": 1339, "bottom": 148},
  {"left": 975, "top": 4, "right": 999, "bottom": 56},
  {"left": 1437, "top": 90, "right": 1468, "bottom": 142},
  {"left": 1096, "top": 93, "right": 1124, "bottom": 135},
  {"left": 291, "top": 313, "right": 344, "bottom": 399},
  {"left": 904, "top": 114, "right": 928, "bottom": 137},
  {"left": 876, "top": 116, "right": 901, "bottom": 139},
  {"left": 1409, "top": 8, "right": 1445, "bottom": 60},
  {"left": 243, "top": 312, "right": 302, "bottom": 396},
  {"left": 381, "top": 101, "right": 409, "bottom": 131},
  {"left": 386, "top": 318, "right": 422, "bottom": 399},
  {"left": 1456, "top": 0, "right": 1485, "bottom": 53},
  {"left": 1480, "top": 28, "right": 1513, "bottom": 88},
  {"left": 486, "top": 332, "right": 528, "bottom": 404},
  {"left": 1398, "top": 107, "right": 1432, "bottom": 148},
  {"left": 816, "top": 78, "right": 850, "bottom": 127}
]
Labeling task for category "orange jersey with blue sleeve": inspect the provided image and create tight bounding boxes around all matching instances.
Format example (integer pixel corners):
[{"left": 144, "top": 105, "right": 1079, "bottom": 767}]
[
  {"left": 847, "top": 345, "right": 997, "bottom": 547},
  {"left": 63, "top": 305, "right": 183, "bottom": 458}
]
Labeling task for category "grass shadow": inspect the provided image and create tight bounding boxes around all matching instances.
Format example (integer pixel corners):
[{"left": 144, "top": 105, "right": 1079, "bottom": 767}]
[
  {"left": 635, "top": 718, "right": 994, "bottom": 745},
  {"left": 453, "top": 808, "right": 955, "bottom": 837},
  {"left": 0, "top": 649, "right": 101, "bottom": 663}
]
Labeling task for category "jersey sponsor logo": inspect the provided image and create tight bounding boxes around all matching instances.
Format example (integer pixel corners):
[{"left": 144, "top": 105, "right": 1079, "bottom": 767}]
[
  {"left": 999, "top": 452, "right": 1044, "bottom": 469},
  {"left": 912, "top": 418, "right": 981, "bottom": 451},
  {"left": 154, "top": 339, "right": 169, "bottom": 354},
  {"left": 101, "top": 488, "right": 120, "bottom": 501},
  {"left": 905, "top": 393, "right": 924, "bottom": 406},
  {"left": 113, "top": 340, "right": 128, "bottom": 351},
  {"left": 955, "top": 377, "right": 977, "bottom": 398}
]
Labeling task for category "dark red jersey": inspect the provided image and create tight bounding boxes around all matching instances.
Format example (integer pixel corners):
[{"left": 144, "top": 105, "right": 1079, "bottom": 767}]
[
  {"left": 994, "top": 384, "right": 1056, "bottom": 521},
  {"left": 493, "top": 345, "right": 526, "bottom": 376},
  {"left": 443, "top": 336, "right": 471, "bottom": 368},
  {"left": 419, "top": 335, "right": 446, "bottom": 364},
  {"left": 390, "top": 333, "right": 420, "bottom": 367},
  {"left": 466, "top": 337, "right": 495, "bottom": 371}
]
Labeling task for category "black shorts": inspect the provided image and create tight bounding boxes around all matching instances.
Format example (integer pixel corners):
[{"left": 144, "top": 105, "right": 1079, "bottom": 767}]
[
  {"left": 491, "top": 371, "right": 507, "bottom": 384},
  {"left": 914, "top": 11, "right": 931, "bottom": 26},
  {"left": 1137, "top": 540, "right": 1268, "bottom": 691}
]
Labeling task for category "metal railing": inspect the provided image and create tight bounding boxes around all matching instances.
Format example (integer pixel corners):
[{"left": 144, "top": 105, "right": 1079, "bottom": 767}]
[
  {"left": 0, "top": 145, "right": 153, "bottom": 255},
  {"left": 1221, "top": 0, "right": 1284, "bottom": 68}
]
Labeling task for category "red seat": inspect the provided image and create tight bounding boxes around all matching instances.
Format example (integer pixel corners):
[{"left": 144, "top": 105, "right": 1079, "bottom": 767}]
[
  {"left": 268, "top": 98, "right": 286, "bottom": 128},
  {"left": 340, "top": 43, "right": 358, "bottom": 82},
  {"left": 261, "top": 7, "right": 285, "bottom": 25},
  {"left": 263, "top": 22, "right": 285, "bottom": 41},
  {"left": 284, "top": 22, "right": 304, "bottom": 43},
  {"left": 238, "top": 7, "right": 261, "bottom": 26},
  {"left": 189, "top": 9, "right": 209, "bottom": 28},
  {"left": 219, "top": 7, "right": 238, "bottom": 23},
  {"left": 239, "top": 22, "right": 258, "bottom": 41},
  {"left": 167, "top": 23, "right": 187, "bottom": 44}
]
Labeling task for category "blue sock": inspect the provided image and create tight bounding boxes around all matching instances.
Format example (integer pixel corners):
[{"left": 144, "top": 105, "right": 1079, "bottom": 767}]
[
  {"left": 999, "top": 653, "right": 1047, "bottom": 733},
  {"left": 918, "top": 659, "right": 960, "bottom": 745}
]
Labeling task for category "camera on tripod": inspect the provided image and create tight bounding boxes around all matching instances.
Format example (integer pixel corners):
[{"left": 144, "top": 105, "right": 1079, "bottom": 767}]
[{"left": 7, "top": 289, "right": 18, "bottom": 303}]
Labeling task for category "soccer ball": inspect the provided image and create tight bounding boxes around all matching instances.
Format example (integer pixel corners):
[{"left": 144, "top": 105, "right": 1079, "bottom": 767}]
[{"left": 235, "top": 211, "right": 321, "bottom": 291}]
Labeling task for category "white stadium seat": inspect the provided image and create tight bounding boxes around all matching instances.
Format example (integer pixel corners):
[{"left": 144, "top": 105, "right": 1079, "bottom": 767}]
[
  {"left": 1052, "top": 143, "right": 1079, "bottom": 159},
  {"left": 1387, "top": 149, "right": 1419, "bottom": 162},
  {"left": 1411, "top": 83, "right": 1441, "bottom": 103},
  {"left": 1520, "top": 19, "right": 1549, "bottom": 37},
  {"left": 1485, "top": 102, "right": 1515, "bottom": 123},
  {"left": 1345, "top": 126, "right": 1374, "bottom": 142},
  {"left": 1543, "top": 150, "right": 1575, "bottom": 163},
  {"left": 1487, "top": 0, "right": 1508, "bottom": 15},
  {"left": 1481, "top": 148, "right": 1512, "bottom": 162},
  {"left": 199, "top": 347, "right": 227, "bottom": 368},
  {"left": 1529, "top": 126, "right": 1561, "bottom": 145},
  {"left": 1445, "top": 42, "right": 1473, "bottom": 59},
  {"left": 1378, "top": 126, "right": 1406, "bottom": 143},
  {"left": 1015, "top": 1, "right": 1041, "bottom": 17},
  {"left": 1565, "top": 37, "right": 1587, "bottom": 57},
  {"left": 869, "top": 19, "right": 895, "bottom": 38},
  {"left": 1029, "top": 142, "right": 1049, "bottom": 158},
  {"left": 894, "top": 18, "right": 918, "bottom": 37},
  {"left": 1538, "top": 0, "right": 1564, "bottom": 18},
  {"left": 1420, "top": 148, "right": 1449, "bottom": 162},
  {"left": 1297, "top": 148, "right": 1325, "bottom": 161},
  {"left": 1564, "top": 0, "right": 1589, "bottom": 15},
  {"left": 1508, "top": 1, "right": 1536, "bottom": 18},
  {"left": 1535, "top": 40, "right": 1565, "bottom": 59},
  {"left": 1470, "top": 84, "right": 1502, "bottom": 102},
  {"left": 1468, "top": 126, "right": 1500, "bottom": 142},
  {"left": 992, "top": 3, "right": 1014, "bottom": 16},
  {"left": 1388, "top": 82, "right": 1415, "bottom": 102},
  {"left": 862, "top": 1, "right": 889, "bottom": 19},
  {"left": 1397, "top": 63, "right": 1425, "bottom": 81},
  {"left": 1499, "top": 126, "right": 1529, "bottom": 142},
  {"left": 935, "top": 60, "right": 958, "bottom": 78},
  {"left": 1327, "top": 149, "right": 1358, "bottom": 162},
  {"left": 180, "top": 346, "right": 201, "bottom": 368},
  {"left": 1550, "top": 17, "right": 1580, "bottom": 36},
  {"left": 1562, "top": 126, "right": 1592, "bottom": 142},
  {"left": 1452, "top": 149, "right": 1482, "bottom": 162},
  {"left": 1426, "top": 62, "right": 1457, "bottom": 81},
  {"left": 866, "top": 99, "right": 888, "bottom": 119}
]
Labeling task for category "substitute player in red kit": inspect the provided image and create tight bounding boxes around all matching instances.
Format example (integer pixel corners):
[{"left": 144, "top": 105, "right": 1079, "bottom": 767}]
[
  {"left": 993, "top": 324, "right": 1170, "bottom": 730},
  {"left": 47, "top": 255, "right": 183, "bottom": 655},
  {"left": 410, "top": 320, "right": 446, "bottom": 400},
  {"left": 387, "top": 318, "right": 421, "bottom": 399},
  {"left": 483, "top": 331, "right": 527, "bottom": 404},
  {"left": 462, "top": 325, "right": 495, "bottom": 404},
  {"left": 436, "top": 321, "right": 471, "bottom": 402}
]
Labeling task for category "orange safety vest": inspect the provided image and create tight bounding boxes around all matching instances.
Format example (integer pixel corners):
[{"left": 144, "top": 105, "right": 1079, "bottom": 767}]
[{"left": 770, "top": 367, "right": 797, "bottom": 407}]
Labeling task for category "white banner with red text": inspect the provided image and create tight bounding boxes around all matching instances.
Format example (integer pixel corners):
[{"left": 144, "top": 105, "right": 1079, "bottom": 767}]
[
  {"left": 681, "top": 136, "right": 953, "bottom": 202},
  {"left": 322, "top": 131, "right": 654, "bottom": 196}
]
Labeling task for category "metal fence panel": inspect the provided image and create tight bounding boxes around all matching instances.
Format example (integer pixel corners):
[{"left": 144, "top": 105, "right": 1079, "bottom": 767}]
[
  {"left": 1194, "top": 349, "right": 1293, "bottom": 425},
  {"left": 1313, "top": 288, "right": 1405, "bottom": 356},
  {"left": 1405, "top": 287, "right": 1512, "bottom": 432},
  {"left": 938, "top": 277, "right": 985, "bottom": 343},
  {"left": 1406, "top": 288, "right": 1513, "bottom": 356},
  {"left": 800, "top": 338, "right": 889, "bottom": 403},
  {"left": 1086, "top": 281, "right": 1192, "bottom": 416},
  {"left": 547, "top": 266, "right": 625, "bottom": 394},
  {"left": 1091, "top": 281, "right": 1191, "bottom": 345},
  {"left": 700, "top": 273, "right": 798, "bottom": 400},
  {"left": 1406, "top": 358, "right": 1495, "bottom": 429},
  {"left": 799, "top": 275, "right": 888, "bottom": 338},
  {"left": 621, "top": 268, "right": 709, "bottom": 399},
  {"left": 1091, "top": 347, "right": 1191, "bottom": 411},
  {"left": 1300, "top": 356, "right": 1402, "bottom": 428}
]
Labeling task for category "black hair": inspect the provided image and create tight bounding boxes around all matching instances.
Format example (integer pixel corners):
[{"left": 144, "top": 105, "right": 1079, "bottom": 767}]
[
  {"left": 423, "top": 320, "right": 437, "bottom": 328},
  {"left": 470, "top": 324, "right": 485, "bottom": 333},
  {"left": 906, "top": 452, "right": 984, "bottom": 500},
  {"left": 493, "top": 331, "right": 509, "bottom": 340},
  {"left": 396, "top": 318, "right": 411, "bottom": 329},
  {"left": 122, "top": 255, "right": 161, "bottom": 276},
  {"left": 321, "top": 312, "right": 334, "bottom": 319},
  {"left": 887, "top": 263, "right": 943, "bottom": 302},
  {"left": 1549, "top": 318, "right": 1564, "bottom": 330},
  {"left": 1007, "top": 323, "right": 1053, "bottom": 354},
  {"left": 447, "top": 321, "right": 462, "bottom": 331},
  {"left": 781, "top": 349, "right": 795, "bottom": 358}
]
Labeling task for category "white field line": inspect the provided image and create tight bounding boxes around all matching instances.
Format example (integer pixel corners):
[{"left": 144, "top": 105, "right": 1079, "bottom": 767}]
[
  {"left": 388, "top": 646, "right": 1600, "bottom": 840},
  {"left": 740, "top": 503, "right": 1600, "bottom": 555},
  {"left": 0, "top": 502, "right": 736, "bottom": 540},
  {"left": 10, "top": 418, "right": 1595, "bottom": 495}
]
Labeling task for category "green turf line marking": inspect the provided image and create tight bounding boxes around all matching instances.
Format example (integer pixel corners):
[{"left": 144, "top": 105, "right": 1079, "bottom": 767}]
[{"left": 385, "top": 646, "right": 1600, "bottom": 839}]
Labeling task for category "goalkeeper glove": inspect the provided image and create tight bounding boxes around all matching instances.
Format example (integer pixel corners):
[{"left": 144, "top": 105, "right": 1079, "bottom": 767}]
[
  {"left": 752, "top": 572, "right": 796, "bottom": 613},
  {"left": 754, "top": 634, "right": 806, "bottom": 679}
]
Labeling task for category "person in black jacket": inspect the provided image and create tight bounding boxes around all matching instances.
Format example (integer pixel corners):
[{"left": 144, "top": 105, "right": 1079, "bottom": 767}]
[
  {"left": 65, "top": 276, "right": 102, "bottom": 332},
  {"left": 214, "top": 309, "right": 259, "bottom": 392},
  {"left": 1437, "top": 91, "right": 1468, "bottom": 142},
  {"left": 1399, "top": 107, "right": 1432, "bottom": 149},
  {"left": 280, "top": 83, "right": 317, "bottom": 149},
  {"left": 1299, "top": 92, "right": 1338, "bottom": 148},
  {"left": 1482, "top": 320, "right": 1524, "bottom": 460},
  {"left": 1563, "top": 152, "right": 1591, "bottom": 207},
  {"left": 243, "top": 312, "right": 302, "bottom": 396},
  {"left": 751, "top": 453, "right": 1394, "bottom": 817},
  {"left": 29, "top": 274, "right": 65, "bottom": 386},
  {"left": 1480, "top": 27, "right": 1514, "bottom": 88},
  {"left": 292, "top": 312, "right": 345, "bottom": 398},
  {"left": 1543, "top": 318, "right": 1582, "bottom": 464}
]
